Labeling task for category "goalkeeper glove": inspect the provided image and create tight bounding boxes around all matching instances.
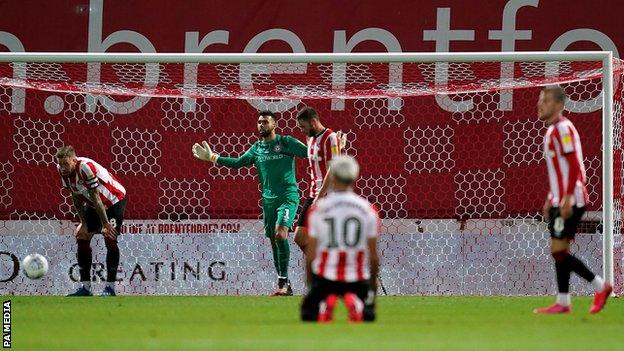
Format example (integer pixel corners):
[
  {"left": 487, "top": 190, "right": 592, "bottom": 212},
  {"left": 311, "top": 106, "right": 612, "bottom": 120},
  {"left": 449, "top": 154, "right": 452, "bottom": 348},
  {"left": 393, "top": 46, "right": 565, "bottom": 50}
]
[{"left": 192, "top": 141, "right": 219, "bottom": 163}]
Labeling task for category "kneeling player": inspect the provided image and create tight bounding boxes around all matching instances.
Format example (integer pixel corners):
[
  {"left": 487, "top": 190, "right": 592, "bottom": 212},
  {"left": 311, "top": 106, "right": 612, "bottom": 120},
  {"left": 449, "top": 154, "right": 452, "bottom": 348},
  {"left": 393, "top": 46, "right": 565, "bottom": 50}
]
[
  {"left": 56, "top": 146, "right": 127, "bottom": 297},
  {"left": 301, "top": 156, "right": 379, "bottom": 322}
]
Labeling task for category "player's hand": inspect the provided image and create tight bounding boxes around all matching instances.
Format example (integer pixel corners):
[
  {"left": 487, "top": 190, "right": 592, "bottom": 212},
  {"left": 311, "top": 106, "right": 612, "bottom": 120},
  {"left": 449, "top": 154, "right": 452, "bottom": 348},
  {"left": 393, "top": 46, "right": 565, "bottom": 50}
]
[
  {"left": 542, "top": 201, "right": 551, "bottom": 222},
  {"left": 192, "top": 141, "right": 218, "bottom": 163},
  {"left": 102, "top": 221, "right": 118, "bottom": 241},
  {"left": 75, "top": 222, "right": 88, "bottom": 238},
  {"left": 560, "top": 195, "right": 573, "bottom": 220},
  {"left": 336, "top": 131, "right": 347, "bottom": 150},
  {"left": 365, "top": 289, "right": 376, "bottom": 307}
]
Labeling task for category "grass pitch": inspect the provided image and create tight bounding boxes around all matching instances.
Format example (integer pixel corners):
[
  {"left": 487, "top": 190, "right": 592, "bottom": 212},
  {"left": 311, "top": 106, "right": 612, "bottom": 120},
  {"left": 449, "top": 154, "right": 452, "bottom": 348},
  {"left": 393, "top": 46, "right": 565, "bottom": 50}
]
[{"left": 5, "top": 295, "right": 621, "bottom": 351}]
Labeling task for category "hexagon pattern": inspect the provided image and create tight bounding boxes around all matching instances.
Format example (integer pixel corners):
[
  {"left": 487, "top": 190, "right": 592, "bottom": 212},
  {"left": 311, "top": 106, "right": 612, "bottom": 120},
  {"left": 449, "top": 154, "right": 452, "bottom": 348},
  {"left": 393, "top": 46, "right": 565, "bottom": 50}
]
[
  {"left": 111, "top": 127, "right": 162, "bottom": 176},
  {"left": 0, "top": 60, "right": 622, "bottom": 295}
]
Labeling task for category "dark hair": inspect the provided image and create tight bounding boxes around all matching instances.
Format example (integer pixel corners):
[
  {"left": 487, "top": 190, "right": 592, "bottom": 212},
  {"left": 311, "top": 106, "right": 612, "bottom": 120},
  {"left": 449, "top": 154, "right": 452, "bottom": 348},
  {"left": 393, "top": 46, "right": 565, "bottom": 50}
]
[
  {"left": 55, "top": 145, "right": 75, "bottom": 158},
  {"left": 296, "top": 107, "right": 319, "bottom": 122},
  {"left": 542, "top": 85, "right": 567, "bottom": 104},
  {"left": 258, "top": 110, "right": 276, "bottom": 120}
]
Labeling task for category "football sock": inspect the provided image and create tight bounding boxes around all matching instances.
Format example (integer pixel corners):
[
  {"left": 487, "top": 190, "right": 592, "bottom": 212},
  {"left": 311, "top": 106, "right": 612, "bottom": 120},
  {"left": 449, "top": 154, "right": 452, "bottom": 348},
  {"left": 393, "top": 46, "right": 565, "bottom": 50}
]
[
  {"left": 276, "top": 238, "right": 290, "bottom": 280},
  {"left": 104, "top": 238, "right": 120, "bottom": 283},
  {"left": 591, "top": 276, "right": 605, "bottom": 292},
  {"left": 565, "top": 254, "right": 596, "bottom": 282},
  {"left": 76, "top": 239, "right": 92, "bottom": 284},
  {"left": 556, "top": 293, "right": 571, "bottom": 306},
  {"left": 552, "top": 251, "right": 571, "bottom": 295},
  {"left": 270, "top": 240, "right": 280, "bottom": 275}
]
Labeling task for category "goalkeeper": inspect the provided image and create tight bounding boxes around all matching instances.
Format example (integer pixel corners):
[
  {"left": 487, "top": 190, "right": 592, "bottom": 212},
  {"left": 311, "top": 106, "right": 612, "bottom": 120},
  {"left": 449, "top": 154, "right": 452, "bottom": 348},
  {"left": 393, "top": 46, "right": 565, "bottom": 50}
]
[{"left": 192, "top": 111, "right": 307, "bottom": 296}]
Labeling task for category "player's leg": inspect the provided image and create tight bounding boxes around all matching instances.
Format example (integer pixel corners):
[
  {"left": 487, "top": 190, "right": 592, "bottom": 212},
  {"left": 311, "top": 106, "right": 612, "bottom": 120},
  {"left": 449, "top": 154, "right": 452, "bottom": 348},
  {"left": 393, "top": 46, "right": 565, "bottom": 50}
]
[
  {"left": 344, "top": 281, "right": 376, "bottom": 323},
  {"left": 101, "top": 197, "right": 127, "bottom": 296},
  {"left": 263, "top": 202, "right": 285, "bottom": 294},
  {"left": 294, "top": 197, "right": 315, "bottom": 254},
  {"left": 272, "top": 199, "right": 298, "bottom": 295},
  {"left": 357, "top": 280, "right": 377, "bottom": 322},
  {"left": 535, "top": 206, "right": 610, "bottom": 314},
  {"left": 67, "top": 208, "right": 98, "bottom": 296},
  {"left": 535, "top": 206, "right": 572, "bottom": 313},
  {"left": 560, "top": 207, "right": 611, "bottom": 313},
  {"left": 301, "top": 275, "right": 332, "bottom": 322},
  {"left": 264, "top": 206, "right": 280, "bottom": 276}
]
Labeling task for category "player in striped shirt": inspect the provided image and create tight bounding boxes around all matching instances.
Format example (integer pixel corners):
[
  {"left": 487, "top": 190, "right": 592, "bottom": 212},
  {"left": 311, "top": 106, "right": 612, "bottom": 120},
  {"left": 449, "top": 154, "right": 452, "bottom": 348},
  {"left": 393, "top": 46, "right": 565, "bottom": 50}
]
[
  {"left": 56, "top": 146, "right": 127, "bottom": 297},
  {"left": 533, "top": 86, "right": 612, "bottom": 314},
  {"left": 294, "top": 107, "right": 344, "bottom": 256},
  {"left": 301, "top": 156, "right": 379, "bottom": 322}
]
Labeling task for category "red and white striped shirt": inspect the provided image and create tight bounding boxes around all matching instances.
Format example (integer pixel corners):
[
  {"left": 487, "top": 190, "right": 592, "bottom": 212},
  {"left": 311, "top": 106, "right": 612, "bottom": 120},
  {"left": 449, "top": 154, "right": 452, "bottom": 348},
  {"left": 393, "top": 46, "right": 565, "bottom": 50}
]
[
  {"left": 543, "top": 117, "right": 588, "bottom": 207},
  {"left": 58, "top": 157, "right": 126, "bottom": 208},
  {"left": 307, "top": 129, "right": 341, "bottom": 197},
  {"left": 306, "top": 191, "right": 380, "bottom": 282}
]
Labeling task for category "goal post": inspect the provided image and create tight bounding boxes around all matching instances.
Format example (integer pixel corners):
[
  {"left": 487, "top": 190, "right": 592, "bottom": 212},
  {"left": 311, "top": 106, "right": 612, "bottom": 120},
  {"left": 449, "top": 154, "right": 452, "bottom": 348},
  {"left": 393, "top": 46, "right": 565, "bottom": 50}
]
[
  {"left": 0, "top": 51, "right": 621, "bottom": 295},
  {"left": 602, "top": 52, "right": 615, "bottom": 287}
]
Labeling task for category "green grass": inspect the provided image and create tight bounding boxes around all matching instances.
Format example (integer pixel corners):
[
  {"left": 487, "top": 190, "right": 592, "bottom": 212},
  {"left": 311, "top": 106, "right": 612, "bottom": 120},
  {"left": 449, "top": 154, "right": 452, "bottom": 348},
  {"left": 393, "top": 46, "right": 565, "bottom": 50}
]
[{"left": 4, "top": 295, "right": 622, "bottom": 351}]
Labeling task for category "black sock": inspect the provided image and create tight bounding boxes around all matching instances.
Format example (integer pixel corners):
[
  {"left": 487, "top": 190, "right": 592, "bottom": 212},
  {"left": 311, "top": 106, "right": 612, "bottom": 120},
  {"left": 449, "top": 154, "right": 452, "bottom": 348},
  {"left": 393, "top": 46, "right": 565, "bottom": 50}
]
[
  {"left": 565, "top": 254, "right": 596, "bottom": 282},
  {"left": 104, "top": 238, "right": 120, "bottom": 283},
  {"left": 278, "top": 277, "right": 288, "bottom": 289},
  {"left": 552, "top": 251, "right": 571, "bottom": 294},
  {"left": 76, "top": 239, "right": 92, "bottom": 283}
]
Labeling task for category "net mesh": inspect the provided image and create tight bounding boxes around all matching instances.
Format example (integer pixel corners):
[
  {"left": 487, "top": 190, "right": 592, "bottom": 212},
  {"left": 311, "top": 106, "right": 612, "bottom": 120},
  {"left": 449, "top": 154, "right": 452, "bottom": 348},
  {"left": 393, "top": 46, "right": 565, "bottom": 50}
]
[{"left": 0, "top": 56, "right": 622, "bottom": 295}]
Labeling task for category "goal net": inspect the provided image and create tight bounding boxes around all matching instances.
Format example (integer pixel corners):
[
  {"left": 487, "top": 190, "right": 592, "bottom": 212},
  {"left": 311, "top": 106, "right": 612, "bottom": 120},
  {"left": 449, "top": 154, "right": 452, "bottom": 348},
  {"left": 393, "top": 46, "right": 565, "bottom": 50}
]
[{"left": 0, "top": 52, "right": 622, "bottom": 296}]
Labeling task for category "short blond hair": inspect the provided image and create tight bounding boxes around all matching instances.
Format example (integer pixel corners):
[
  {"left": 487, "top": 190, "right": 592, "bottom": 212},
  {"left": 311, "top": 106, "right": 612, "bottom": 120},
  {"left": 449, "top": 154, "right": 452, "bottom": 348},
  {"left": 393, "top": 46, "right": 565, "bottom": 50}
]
[
  {"left": 542, "top": 85, "right": 567, "bottom": 104},
  {"left": 330, "top": 155, "right": 360, "bottom": 184},
  {"left": 55, "top": 145, "right": 75, "bottom": 159}
]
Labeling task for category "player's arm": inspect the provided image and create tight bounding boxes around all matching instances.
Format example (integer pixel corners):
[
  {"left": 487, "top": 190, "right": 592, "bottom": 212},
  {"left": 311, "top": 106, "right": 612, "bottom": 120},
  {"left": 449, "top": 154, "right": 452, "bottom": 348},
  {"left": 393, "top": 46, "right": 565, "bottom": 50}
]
[
  {"left": 86, "top": 187, "right": 116, "bottom": 240},
  {"left": 192, "top": 141, "right": 254, "bottom": 168},
  {"left": 558, "top": 128, "right": 582, "bottom": 219},
  {"left": 283, "top": 135, "right": 308, "bottom": 158},
  {"left": 80, "top": 163, "right": 116, "bottom": 240},
  {"left": 543, "top": 192, "right": 552, "bottom": 222},
  {"left": 368, "top": 238, "right": 379, "bottom": 292},
  {"left": 71, "top": 192, "right": 88, "bottom": 225},
  {"left": 304, "top": 204, "right": 319, "bottom": 285},
  {"left": 315, "top": 132, "right": 344, "bottom": 200},
  {"left": 367, "top": 206, "right": 381, "bottom": 293},
  {"left": 304, "top": 236, "right": 317, "bottom": 285}
]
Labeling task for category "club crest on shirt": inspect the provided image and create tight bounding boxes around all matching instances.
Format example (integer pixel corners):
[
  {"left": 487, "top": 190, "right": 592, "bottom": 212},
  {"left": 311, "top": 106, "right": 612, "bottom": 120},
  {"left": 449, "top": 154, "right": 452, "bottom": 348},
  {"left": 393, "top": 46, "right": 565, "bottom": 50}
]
[{"left": 273, "top": 144, "right": 282, "bottom": 153}]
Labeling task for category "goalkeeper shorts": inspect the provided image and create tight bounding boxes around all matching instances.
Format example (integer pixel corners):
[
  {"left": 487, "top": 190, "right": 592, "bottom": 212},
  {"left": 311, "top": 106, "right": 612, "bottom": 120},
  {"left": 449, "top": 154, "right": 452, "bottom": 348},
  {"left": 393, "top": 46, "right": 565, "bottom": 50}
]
[{"left": 262, "top": 198, "right": 298, "bottom": 238}]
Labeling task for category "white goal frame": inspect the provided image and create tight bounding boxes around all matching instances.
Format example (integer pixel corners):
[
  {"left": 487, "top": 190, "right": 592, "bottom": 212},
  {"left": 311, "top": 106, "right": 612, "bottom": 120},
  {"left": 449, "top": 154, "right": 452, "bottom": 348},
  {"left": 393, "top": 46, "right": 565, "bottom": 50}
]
[{"left": 0, "top": 50, "right": 615, "bottom": 285}]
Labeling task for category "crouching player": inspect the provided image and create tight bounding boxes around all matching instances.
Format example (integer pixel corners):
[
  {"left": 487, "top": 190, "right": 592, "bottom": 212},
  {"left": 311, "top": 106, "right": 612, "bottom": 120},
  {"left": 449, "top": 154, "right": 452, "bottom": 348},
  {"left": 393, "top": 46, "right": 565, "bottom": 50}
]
[{"left": 301, "top": 156, "right": 379, "bottom": 322}]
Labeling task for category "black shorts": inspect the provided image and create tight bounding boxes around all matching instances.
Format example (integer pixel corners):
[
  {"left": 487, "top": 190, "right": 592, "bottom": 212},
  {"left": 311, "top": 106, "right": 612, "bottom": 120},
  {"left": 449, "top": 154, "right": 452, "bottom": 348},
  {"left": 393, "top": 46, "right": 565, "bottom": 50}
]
[
  {"left": 296, "top": 197, "right": 315, "bottom": 228},
  {"left": 85, "top": 197, "right": 127, "bottom": 236},
  {"left": 548, "top": 206, "right": 586, "bottom": 239},
  {"left": 300, "top": 275, "right": 375, "bottom": 322}
]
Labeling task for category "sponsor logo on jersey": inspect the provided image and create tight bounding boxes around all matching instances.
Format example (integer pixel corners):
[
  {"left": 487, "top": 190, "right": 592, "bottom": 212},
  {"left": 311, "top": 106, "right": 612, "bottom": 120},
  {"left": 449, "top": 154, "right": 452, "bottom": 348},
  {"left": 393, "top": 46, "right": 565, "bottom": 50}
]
[
  {"left": 561, "top": 134, "right": 572, "bottom": 146},
  {"left": 273, "top": 144, "right": 282, "bottom": 153}
]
